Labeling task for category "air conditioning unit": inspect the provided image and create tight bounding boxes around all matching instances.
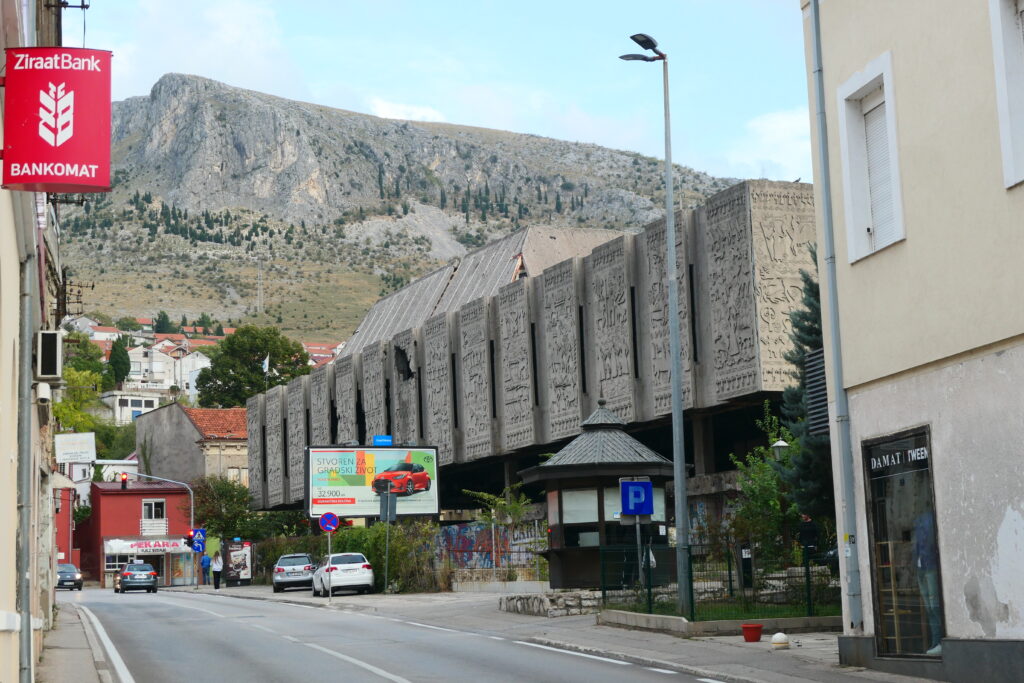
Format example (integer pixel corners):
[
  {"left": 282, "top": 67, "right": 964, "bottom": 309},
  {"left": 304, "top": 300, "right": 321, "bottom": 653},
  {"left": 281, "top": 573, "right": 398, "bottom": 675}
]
[{"left": 35, "top": 330, "right": 63, "bottom": 381}]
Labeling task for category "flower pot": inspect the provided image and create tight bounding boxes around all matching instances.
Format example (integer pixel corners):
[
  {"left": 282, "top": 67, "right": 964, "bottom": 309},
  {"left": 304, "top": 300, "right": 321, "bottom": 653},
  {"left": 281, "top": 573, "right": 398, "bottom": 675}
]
[{"left": 741, "top": 623, "right": 764, "bottom": 642}]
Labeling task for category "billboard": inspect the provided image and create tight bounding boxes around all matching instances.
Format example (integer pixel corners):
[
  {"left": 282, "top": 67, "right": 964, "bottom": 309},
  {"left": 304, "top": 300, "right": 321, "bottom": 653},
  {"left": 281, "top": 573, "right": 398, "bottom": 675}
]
[
  {"left": 2, "top": 47, "right": 111, "bottom": 192},
  {"left": 307, "top": 446, "right": 439, "bottom": 518},
  {"left": 55, "top": 432, "right": 96, "bottom": 464}
]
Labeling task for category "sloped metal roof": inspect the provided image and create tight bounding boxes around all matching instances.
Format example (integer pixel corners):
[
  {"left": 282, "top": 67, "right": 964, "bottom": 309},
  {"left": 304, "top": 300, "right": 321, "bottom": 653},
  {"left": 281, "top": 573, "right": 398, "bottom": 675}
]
[
  {"left": 542, "top": 400, "right": 670, "bottom": 467},
  {"left": 341, "top": 227, "right": 622, "bottom": 357}
]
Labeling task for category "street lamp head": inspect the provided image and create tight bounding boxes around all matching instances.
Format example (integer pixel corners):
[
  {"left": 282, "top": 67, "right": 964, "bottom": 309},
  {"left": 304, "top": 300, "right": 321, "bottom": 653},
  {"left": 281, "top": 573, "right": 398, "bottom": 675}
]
[
  {"left": 620, "top": 53, "right": 655, "bottom": 62},
  {"left": 630, "top": 33, "right": 658, "bottom": 51},
  {"left": 771, "top": 439, "right": 790, "bottom": 461}
]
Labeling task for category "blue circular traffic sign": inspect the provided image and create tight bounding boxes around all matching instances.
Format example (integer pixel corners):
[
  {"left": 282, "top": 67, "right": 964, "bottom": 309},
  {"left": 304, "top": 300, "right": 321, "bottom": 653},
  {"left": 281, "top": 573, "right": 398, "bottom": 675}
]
[{"left": 319, "top": 512, "right": 340, "bottom": 533}]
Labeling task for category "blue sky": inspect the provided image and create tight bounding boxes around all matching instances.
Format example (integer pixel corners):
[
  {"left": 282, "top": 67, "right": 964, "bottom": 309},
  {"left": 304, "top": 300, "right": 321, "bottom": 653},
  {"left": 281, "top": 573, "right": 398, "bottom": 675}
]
[{"left": 64, "top": 0, "right": 811, "bottom": 182}]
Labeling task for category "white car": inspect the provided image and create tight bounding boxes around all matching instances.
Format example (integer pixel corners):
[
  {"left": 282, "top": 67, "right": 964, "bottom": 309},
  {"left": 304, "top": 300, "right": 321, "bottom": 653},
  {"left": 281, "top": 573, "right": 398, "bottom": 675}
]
[{"left": 312, "top": 553, "right": 375, "bottom": 596}]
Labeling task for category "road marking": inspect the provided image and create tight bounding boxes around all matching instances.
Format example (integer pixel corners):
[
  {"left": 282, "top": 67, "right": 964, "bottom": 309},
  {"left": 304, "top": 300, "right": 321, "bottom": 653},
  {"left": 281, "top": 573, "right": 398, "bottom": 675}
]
[
  {"left": 646, "top": 667, "right": 679, "bottom": 674},
  {"left": 305, "top": 643, "right": 411, "bottom": 683},
  {"left": 514, "top": 641, "right": 631, "bottom": 666},
  {"left": 282, "top": 635, "right": 300, "bottom": 642},
  {"left": 488, "top": 636, "right": 505, "bottom": 641},
  {"left": 696, "top": 678, "right": 727, "bottom": 683},
  {"left": 78, "top": 606, "right": 136, "bottom": 683},
  {"left": 249, "top": 623, "right": 275, "bottom": 634},
  {"left": 156, "top": 599, "right": 224, "bottom": 618},
  {"left": 405, "top": 621, "right": 458, "bottom": 633}
]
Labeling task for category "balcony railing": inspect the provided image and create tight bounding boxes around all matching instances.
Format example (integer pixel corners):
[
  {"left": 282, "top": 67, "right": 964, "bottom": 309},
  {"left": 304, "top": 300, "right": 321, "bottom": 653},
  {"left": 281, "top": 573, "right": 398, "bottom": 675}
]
[{"left": 140, "top": 518, "right": 168, "bottom": 535}]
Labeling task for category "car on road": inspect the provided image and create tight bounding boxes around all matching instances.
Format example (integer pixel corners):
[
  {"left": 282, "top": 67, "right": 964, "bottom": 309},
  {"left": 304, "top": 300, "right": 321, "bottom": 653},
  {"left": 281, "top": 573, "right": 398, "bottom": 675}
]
[
  {"left": 372, "top": 462, "right": 430, "bottom": 495},
  {"left": 56, "top": 563, "right": 83, "bottom": 590},
  {"left": 272, "top": 553, "right": 316, "bottom": 592},
  {"left": 113, "top": 563, "right": 159, "bottom": 593},
  {"left": 312, "top": 553, "right": 374, "bottom": 596}
]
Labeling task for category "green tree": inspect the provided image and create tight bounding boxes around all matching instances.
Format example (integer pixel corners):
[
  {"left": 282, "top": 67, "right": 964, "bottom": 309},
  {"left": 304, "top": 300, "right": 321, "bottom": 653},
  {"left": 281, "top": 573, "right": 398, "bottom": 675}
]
[
  {"left": 94, "top": 422, "right": 136, "bottom": 461},
  {"left": 153, "top": 310, "right": 175, "bottom": 333},
  {"left": 192, "top": 476, "right": 255, "bottom": 540},
  {"left": 108, "top": 335, "right": 131, "bottom": 384},
  {"left": 116, "top": 316, "right": 142, "bottom": 331},
  {"left": 462, "top": 484, "right": 532, "bottom": 568},
  {"left": 728, "top": 402, "right": 799, "bottom": 567},
  {"left": 53, "top": 367, "right": 102, "bottom": 432},
  {"left": 63, "top": 331, "right": 104, "bottom": 376},
  {"left": 776, "top": 246, "right": 835, "bottom": 522},
  {"left": 195, "top": 325, "right": 309, "bottom": 407}
]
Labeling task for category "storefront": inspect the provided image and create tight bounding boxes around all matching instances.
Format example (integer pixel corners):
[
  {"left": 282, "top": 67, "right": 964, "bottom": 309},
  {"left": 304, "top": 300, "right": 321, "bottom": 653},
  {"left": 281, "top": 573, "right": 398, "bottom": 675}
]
[
  {"left": 101, "top": 537, "right": 195, "bottom": 588},
  {"left": 863, "top": 427, "right": 944, "bottom": 658}
]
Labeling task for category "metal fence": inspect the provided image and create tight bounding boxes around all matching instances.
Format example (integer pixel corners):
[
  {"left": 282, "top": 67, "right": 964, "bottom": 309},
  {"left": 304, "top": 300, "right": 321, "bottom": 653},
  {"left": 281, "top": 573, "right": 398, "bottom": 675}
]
[
  {"left": 600, "top": 543, "right": 841, "bottom": 621},
  {"left": 441, "top": 549, "right": 547, "bottom": 582}
]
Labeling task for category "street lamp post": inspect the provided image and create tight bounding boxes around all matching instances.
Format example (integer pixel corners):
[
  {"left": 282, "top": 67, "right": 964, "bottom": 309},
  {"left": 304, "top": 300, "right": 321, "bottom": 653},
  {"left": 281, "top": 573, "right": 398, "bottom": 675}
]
[
  {"left": 130, "top": 471, "right": 197, "bottom": 589},
  {"left": 621, "top": 33, "right": 692, "bottom": 617}
]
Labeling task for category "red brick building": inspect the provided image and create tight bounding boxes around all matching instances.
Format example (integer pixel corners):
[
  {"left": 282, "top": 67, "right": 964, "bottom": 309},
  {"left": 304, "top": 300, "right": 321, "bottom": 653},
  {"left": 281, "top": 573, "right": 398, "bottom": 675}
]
[{"left": 76, "top": 480, "right": 194, "bottom": 587}]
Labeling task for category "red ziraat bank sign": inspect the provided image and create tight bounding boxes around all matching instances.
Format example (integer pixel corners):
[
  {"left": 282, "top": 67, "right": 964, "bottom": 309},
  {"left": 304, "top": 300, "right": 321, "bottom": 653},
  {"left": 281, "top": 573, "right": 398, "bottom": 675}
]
[{"left": 2, "top": 47, "right": 111, "bottom": 193}]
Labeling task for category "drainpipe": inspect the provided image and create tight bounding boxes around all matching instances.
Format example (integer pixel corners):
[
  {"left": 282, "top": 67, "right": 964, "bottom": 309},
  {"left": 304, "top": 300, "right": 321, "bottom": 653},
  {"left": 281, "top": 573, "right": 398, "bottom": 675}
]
[
  {"left": 810, "top": 0, "right": 863, "bottom": 631},
  {"left": 18, "top": 251, "right": 36, "bottom": 683}
]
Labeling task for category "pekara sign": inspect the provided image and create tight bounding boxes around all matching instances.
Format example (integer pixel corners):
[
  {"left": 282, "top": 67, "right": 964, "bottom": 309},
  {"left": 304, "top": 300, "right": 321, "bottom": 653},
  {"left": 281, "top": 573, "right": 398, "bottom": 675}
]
[
  {"left": 103, "top": 538, "right": 192, "bottom": 554},
  {"left": 307, "top": 446, "right": 439, "bottom": 518},
  {"left": 2, "top": 47, "right": 111, "bottom": 193}
]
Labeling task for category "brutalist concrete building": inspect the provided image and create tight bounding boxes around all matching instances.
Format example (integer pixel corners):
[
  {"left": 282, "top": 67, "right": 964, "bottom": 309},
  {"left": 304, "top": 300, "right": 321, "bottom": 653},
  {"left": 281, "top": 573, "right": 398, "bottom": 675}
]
[{"left": 247, "top": 179, "right": 816, "bottom": 531}]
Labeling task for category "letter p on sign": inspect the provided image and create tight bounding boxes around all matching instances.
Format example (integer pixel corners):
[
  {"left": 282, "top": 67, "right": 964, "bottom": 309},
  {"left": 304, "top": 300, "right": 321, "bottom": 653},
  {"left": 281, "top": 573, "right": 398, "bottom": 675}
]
[{"left": 621, "top": 481, "right": 654, "bottom": 516}]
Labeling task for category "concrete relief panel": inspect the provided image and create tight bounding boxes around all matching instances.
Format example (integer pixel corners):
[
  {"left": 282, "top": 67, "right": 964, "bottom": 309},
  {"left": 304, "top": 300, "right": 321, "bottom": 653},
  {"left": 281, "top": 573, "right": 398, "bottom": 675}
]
[
  {"left": 541, "top": 258, "right": 584, "bottom": 441},
  {"left": 585, "top": 236, "right": 636, "bottom": 422},
  {"left": 287, "top": 376, "right": 309, "bottom": 504},
  {"left": 264, "top": 385, "right": 285, "bottom": 508},
  {"left": 423, "top": 313, "right": 456, "bottom": 466},
  {"left": 637, "top": 215, "right": 695, "bottom": 418},
  {"left": 246, "top": 394, "right": 265, "bottom": 510},
  {"left": 459, "top": 298, "right": 496, "bottom": 461},
  {"left": 333, "top": 356, "right": 357, "bottom": 444},
  {"left": 391, "top": 329, "right": 421, "bottom": 447},
  {"left": 705, "top": 183, "right": 758, "bottom": 401},
  {"left": 497, "top": 278, "right": 535, "bottom": 451},
  {"left": 748, "top": 181, "right": 817, "bottom": 391},
  {"left": 309, "top": 363, "right": 333, "bottom": 445},
  {"left": 360, "top": 341, "right": 389, "bottom": 439}
]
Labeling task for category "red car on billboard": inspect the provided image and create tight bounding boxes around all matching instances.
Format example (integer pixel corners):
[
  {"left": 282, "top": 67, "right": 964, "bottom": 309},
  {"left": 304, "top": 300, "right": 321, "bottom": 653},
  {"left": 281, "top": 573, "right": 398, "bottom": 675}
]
[{"left": 372, "top": 462, "right": 431, "bottom": 495}]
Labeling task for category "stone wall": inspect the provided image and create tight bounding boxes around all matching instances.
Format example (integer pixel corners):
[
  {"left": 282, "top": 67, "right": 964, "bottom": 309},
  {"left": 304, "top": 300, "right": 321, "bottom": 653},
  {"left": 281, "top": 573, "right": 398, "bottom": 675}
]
[{"left": 248, "top": 181, "right": 817, "bottom": 510}]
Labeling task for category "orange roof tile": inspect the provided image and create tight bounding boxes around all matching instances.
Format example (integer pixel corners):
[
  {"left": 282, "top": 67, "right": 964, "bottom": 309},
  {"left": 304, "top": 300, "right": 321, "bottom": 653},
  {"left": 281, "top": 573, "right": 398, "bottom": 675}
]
[
  {"left": 90, "top": 325, "right": 121, "bottom": 333},
  {"left": 182, "top": 407, "right": 247, "bottom": 440},
  {"left": 155, "top": 333, "right": 187, "bottom": 341}
]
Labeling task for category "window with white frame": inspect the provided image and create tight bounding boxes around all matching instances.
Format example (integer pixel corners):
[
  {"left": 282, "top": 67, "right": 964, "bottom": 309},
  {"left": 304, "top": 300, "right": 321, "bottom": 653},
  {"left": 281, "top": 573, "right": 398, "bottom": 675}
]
[
  {"left": 988, "top": 0, "right": 1024, "bottom": 187},
  {"left": 142, "top": 499, "right": 166, "bottom": 520},
  {"left": 837, "top": 51, "right": 905, "bottom": 262}
]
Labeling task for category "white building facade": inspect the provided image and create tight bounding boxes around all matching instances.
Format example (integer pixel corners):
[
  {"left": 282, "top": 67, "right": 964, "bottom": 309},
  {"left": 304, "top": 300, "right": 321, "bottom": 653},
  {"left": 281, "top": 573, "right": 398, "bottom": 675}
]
[{"left": 802, "top": 1, "right": 1024, "bottom": 680}]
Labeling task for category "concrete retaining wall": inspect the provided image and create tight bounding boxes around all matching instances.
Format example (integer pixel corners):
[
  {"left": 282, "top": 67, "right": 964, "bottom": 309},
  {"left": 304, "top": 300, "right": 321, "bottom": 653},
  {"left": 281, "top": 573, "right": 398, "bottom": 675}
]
[{"left": 597, "top": 609, "right": 842, "bottom": 637}]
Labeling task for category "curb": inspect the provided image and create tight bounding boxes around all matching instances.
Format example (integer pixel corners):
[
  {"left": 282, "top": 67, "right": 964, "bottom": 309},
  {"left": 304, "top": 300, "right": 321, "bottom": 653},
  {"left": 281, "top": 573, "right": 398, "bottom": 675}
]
[
  {"left": 524, "top": 636, "right": 768, "bottom": 683},
  {"left": 74, "top": 605, "right": 115, "bottom": 683}
]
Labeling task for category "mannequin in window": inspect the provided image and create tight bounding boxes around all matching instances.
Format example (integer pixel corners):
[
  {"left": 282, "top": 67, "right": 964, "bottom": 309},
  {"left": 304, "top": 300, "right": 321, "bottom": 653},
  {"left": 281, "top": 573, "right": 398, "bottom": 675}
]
[{"left": 912, "top": 511, "right": 942, "bottom": 655}]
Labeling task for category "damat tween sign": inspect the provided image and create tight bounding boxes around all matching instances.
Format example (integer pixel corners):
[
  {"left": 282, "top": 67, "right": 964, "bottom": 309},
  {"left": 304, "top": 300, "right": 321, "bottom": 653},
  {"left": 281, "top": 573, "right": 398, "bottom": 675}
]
[{"left": 2, "top": 47, "right": 111, "bottom": 193}]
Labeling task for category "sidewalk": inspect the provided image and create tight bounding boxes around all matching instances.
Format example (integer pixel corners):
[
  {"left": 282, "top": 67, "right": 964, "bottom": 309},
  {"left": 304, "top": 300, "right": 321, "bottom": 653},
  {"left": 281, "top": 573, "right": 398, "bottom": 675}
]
[
  {"left": 37, "top": 600, "right": 108, "bottom": 683},
  {"left": 167, "top": 584, "right": 934, "bottom": 683}
]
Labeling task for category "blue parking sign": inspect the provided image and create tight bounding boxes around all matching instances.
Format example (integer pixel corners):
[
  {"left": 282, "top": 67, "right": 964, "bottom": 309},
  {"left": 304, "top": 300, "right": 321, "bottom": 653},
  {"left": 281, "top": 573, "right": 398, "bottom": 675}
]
[{"left": 620, "top": 480, "right": 654, "bottom": 516}]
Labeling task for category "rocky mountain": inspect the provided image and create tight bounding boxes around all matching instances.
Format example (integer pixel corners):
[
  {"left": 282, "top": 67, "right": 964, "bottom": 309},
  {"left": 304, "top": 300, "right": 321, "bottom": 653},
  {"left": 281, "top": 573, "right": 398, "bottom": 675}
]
[{"left": 61, "top": 73, "right": 736, "bottom": 341}]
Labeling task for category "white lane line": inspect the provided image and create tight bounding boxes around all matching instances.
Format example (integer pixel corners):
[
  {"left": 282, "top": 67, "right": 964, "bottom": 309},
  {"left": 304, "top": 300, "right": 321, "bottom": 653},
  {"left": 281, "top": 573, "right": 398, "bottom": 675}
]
[
  {"left": 488, "top": 636, "right": 505, "bottom": 641},
  {"left": 156, "top": 599, "right": 224, "bottom": 618},
  {"left": 282, "top": 635, "right": 300, "bottom": 642},
  {"left": 249, "top": 623, "right": 275, "bottom": 634},
  {"left": 514, "top": 641, "right": 631, "bottom": 666},
  {"left": 305, "top": 643, "right": 411, "bottom": 683},
  {"left": 78, "top": 606, "right": 137, "bottom": 683},
  {"left": 405, "top": 621, "right": 458, "bottom": 633},
  {"left": 696, "top": 678, "right": 727, "bottom": 683},
  {"left": 646, "top": 667, "right": 679, "bottom": 674}
]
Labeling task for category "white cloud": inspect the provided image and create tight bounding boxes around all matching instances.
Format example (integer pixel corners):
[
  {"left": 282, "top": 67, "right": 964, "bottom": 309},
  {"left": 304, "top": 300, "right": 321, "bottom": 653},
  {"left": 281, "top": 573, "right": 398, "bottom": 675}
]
[
  {"left": 722, "top": 108, "right": 813, "bottom": 181},
  {"left": 368, "top": 97, "right": 447, "bottom": 122}
]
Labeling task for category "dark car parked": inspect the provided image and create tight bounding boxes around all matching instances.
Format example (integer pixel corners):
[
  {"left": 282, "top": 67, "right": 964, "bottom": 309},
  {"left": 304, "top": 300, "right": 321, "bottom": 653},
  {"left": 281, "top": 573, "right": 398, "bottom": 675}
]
[
  {"left": 56, "top": 563, "right": 83, "bottom": 590},
  {"left": 113, "top": 563, "right": 158, "bottom": 593}
]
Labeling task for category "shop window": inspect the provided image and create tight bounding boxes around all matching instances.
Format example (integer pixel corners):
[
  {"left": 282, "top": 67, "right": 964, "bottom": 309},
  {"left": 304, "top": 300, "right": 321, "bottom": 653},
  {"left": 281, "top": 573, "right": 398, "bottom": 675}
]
[
  {"left": 864, "top": 427, "right": 944, "bottom": 657},
  {"left": 561, "top": 489, "right": 598, "bottom": 523},
  {"left": 105, "top": 554, "right": 130, "bottom": 572}
]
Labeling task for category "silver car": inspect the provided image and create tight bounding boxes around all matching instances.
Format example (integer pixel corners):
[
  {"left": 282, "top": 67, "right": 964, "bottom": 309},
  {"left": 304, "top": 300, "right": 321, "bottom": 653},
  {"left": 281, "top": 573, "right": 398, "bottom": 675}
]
[{"left": 272, "top": 553, "right": 315, "bottom": 592}]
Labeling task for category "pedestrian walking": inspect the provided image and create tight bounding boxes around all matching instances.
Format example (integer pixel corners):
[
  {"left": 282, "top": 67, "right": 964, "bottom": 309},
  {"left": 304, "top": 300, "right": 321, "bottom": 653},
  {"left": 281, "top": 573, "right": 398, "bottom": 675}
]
[
  {"left": 211, "top": 551, "right": 223, "bottom": 590},
  {"left": 200, "top": 551, "right": 211, "bottom": 585}
]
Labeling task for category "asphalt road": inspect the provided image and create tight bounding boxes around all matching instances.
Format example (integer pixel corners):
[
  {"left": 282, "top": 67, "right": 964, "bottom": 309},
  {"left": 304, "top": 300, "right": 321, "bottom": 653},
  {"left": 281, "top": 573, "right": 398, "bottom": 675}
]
[{"left": 60, "top": 589, "right": 709, "bottom": 683}]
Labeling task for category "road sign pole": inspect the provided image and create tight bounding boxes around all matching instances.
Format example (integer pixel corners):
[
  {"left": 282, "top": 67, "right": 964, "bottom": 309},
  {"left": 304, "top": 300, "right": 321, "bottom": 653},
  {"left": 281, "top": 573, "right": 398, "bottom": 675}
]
[
  {"left": 327, "top": 529, "right": 332, "bottom": 607},
  {"left": 636, "top": 518, "right": 643, "bottom": 588},
  {"left": 384, "top": 512, "right": 391, "bottom": 594}
]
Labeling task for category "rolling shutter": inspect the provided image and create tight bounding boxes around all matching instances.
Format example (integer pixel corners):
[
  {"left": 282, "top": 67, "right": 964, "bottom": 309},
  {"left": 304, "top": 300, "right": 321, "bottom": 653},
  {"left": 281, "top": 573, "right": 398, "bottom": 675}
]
[{"left": 863, "top": 98, "right": 897, "bottom": 250}]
